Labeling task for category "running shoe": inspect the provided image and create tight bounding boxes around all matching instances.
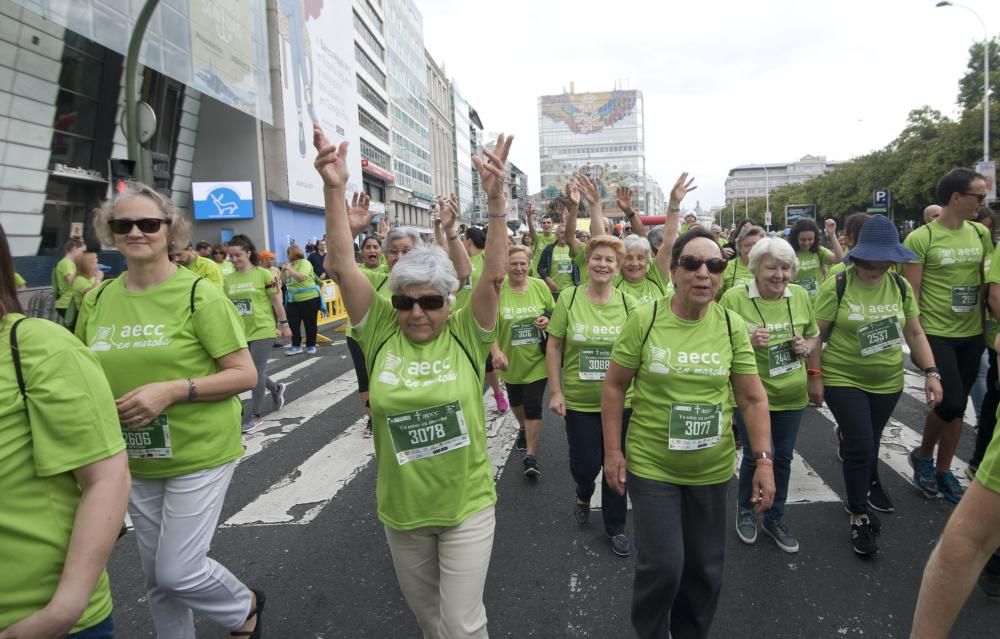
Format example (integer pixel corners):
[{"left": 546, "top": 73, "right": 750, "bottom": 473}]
[
  {"left": 286, "top": 346, "right": 303, "bottom": 356},
  {"left": 495, "top": 392, "right": 509, "bottom": 413},
  {"left": 241, "top": 416, "right": 263, "bottom": 434},
  {"left": 844, "top": 505, "right": 881, "bottom": 533},
  {"left": 835, "top": 426, "right": 844, "bottom": 463},
  {"left": 515, "top": 428, "right": 527, "bottom": 451},
  {"left": 272, "top": 383, "right": 287, "bottom": 410},
  {"left": 965, "top": 464, "right": 978, "bottom": 482},
  {"left": 362, "top": 417, "right": 373, "bottom": 439},
  {"left": 936, "top": 471, "right": 965, "bottom": 504},
  {"left": 736, "top": 506, "right": 757, "bottom": 544},
  {"left": 305, "top": 346, "right": 317, "bottom": 355},
  {"left": 867, "top": 481, "right": 895, "bottom": 513},
  {"left": 763, "top": 518, "right": 799, "bottom": 554},
  {"left": 523, "top": 455, "right": 540, "bottom": 478},
  {"left": 909, "top": 448, "right": 940, "bottom": 498},
  {"left": 574, "top": 500, "right": 590, "bottom": 525},
  {"left": 609, "top": 533, "right": 631, "bottom": 557},
  {"left": 850, "top": 517, "right": 879, "bottom": 556},
  {"left": 979, "top": 570, "right": 1000, "bottom": 598}
]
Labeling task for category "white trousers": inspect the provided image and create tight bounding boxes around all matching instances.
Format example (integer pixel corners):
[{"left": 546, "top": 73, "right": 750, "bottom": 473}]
[
  {"left": 129, "top": 461, "right": 252, "bottom": 639},
  {"left": 385, "top": 505, "right": 495, "bottom": 639}
]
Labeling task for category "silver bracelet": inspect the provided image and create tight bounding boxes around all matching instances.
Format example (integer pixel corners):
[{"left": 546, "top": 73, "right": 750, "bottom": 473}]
[{"left": 487, "top": 213, "right": 507, "bottom": 219}]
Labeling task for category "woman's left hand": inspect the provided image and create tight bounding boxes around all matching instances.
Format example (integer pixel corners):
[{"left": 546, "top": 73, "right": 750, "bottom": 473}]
[
  {"left": 791, "top": 335, "right": 810, "bottom": 358},
  {"left": 925, "top": 375, "right": 943, "bottom": 409},
  {"left": 751, "top": 463, "right": 776, "bottom": 513},
  {"left": 279, "top": 326, "right": 292, "bottom": 343},
  {"left": 116, "top": 382, "right": 181, "bottom": 429},
  {"left": 604, "top": 450, "right": 627, "bottom": 496},
  {"left": 0, "top": 604, "right": 78, "bottom": 639},
  {"left": 534, "top": 315, "right": 549, "bottom": 331}
]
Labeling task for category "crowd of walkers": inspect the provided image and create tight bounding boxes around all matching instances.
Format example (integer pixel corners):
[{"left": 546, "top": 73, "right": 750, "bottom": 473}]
[{"left": 3, "top": 125, "right": 1000, "bottom": 638}]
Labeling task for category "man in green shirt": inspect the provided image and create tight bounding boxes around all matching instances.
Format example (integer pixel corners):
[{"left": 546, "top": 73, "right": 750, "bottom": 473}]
[
  {"left": 170, "top": 243, "right": 224, "bottom": 289},
  {"left": 53, "top": 238, "right": 85, "bottom": 320}
]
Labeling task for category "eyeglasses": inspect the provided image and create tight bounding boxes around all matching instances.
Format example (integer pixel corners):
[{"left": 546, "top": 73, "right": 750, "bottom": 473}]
[
  {"left": 962, "top": 192, "right": 988, "bottom": 202},
  {"left": 391, "top": 294, "right": 446, "bottom": 311},
  {"left": 108, "top": 218, "right": 170, "bottom": 234},
  {"left": 677, "top": 255, "right": 728, "bottom": 274}
]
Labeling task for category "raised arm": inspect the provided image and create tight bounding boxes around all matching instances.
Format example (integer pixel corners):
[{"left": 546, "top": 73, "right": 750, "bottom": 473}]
[
  {"left": 824, "top": 218, "right": 845, "bottom": 263},
  {"left": 470, "top": 133, "right": 514, "bottom": 331},
  {"left": 315, "top": 124, "right": 373, "bottom": 322},
  {"left": 577, "top": 174, "right": 606, "bottom": 238},
  {"left": 616, "top": 186, "right": 647, "bottom": 237},
  {"left": 563, "top": 183, "right": 582, "bottom": 255},
  {"left": 655, "top": 173, "right": 697, "bottom": 279},
  {"left": 347, "top": 192, "right": 375, "bottom": 239},
  {"left": 525, "top": 202, "right": 537, "bottom": 243},
  {"left": 440, "top": 194, "right": 472, "bottom": 283}
]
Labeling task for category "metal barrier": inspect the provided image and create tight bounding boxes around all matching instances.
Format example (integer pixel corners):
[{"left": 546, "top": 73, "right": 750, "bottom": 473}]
[{"left": 316, "top": 279, "right": 348, "bottom": 330}]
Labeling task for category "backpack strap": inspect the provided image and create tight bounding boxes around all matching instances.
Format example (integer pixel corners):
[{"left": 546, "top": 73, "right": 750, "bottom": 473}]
[
  {"left": 835, "top": 271, "right": 847, "bottom": 303},
  {"left": 10, "top": 317, "right": 27, "bottom": 404},
  {"left": 189, "top": 277, "right": 203, "bottom": 314},
  {"left": 560, "top": 286, "right": 581, "bottom": 369},
  {"left": 93, "top": 279, "right": 115, "bottom": 304},
  {"left": 724, "top": 306, "right": 734, "bottom": 352},
  {"left": 448, "top": 328, "right": 480, "bottom": 381},
  {"left": 890, "top": 271, "right": 907, "bottom": 303},
  {"left": 639, "top": 300, "right": 657, "bottom": 352}
]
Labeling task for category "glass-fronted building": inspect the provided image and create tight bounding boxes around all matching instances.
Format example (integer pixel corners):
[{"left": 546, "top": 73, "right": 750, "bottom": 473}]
[
  {"left": 385, "top": 0, "right": 432, "bottom": 196},
  {"left": 451, "top": 84, "right": 474, "bottom": 222}
]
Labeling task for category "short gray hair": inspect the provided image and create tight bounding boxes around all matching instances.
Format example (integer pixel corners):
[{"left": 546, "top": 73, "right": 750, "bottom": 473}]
[
  {"left": 736, "top": 225, "right": 766, "bottom": 252},
  {"left": 748, "top": 237, "right": 799, "bottom": 278},
  {"left": 389, "top": 246, "right": 460, "bottom": 297},
  {"left": 93, "top": 181, "right": 191, "bottom": 249},
  {"left": 623, "top": 234, "right": 653, "bottom": 260},
  {"left": 382, "top": 226, "right": 424, "bottom": 252},
  {"left": 646, "top": 225, "right": 664, "bottom": 251}
]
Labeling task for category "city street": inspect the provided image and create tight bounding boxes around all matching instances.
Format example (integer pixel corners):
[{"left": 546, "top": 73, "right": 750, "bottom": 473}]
[{"left": 105, "top": 328, "right": 998, "bottom": 638}]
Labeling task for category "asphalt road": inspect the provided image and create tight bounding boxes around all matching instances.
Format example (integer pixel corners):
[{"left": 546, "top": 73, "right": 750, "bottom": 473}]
[{"left": 105, "top": 330, "right": 999, "bottom": 638}]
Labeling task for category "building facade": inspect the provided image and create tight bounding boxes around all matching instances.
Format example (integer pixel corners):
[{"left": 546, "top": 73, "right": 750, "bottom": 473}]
[
  {"left": 353, "top": 0, "right": 393, "bottom": 220},
  {"left": 724, "top": 155, "right": 838, "bottom": 202},
  {"left": 537, "top": 87, "right": 647, "bottom": 214},
  {"left": 424, "top": 50, "right": 454, "bottom": 201},
  {"left": 450, "top": 83, "right": 474, "bottom": 224},
  {"left": 645, "top": 176, "right": 665, "bottom": 217}
]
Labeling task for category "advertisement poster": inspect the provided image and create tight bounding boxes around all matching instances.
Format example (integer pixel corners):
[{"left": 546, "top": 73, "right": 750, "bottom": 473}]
[
  {"left": 977, "top": 161, "right": 997, "bottom": 203},
  {"left": 192, "top": 181, "right": 255, "bottom": 220},
  {"left": 277, "top": 0, "right": 362, "bottom": 207}
]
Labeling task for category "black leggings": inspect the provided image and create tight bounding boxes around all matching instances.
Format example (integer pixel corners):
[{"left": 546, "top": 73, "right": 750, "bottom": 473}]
[
  {"left": 973, "top": 348, "right": 999, "bottom": 467},
  {"left": 347, "top": 336, "right": 369, "bottom": 394},
  {"left": 825, "top": 386, "right": 902, "bottom": 515},
  {"left": 506, "top": 378, "right": 547, "bottom": 419},
  {"left": 927, "top": 334, "right": 984, "bottom": 422},
  {"left": 286, "top": 297, "right": 322, "bottom": 347}
]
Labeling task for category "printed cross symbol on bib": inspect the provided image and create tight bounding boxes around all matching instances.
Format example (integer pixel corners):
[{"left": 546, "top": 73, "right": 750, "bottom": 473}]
[
  {"left": 856, "top": 316, "right": 902, "bottom": 357},
  {"left": 511, "top": 320, "right": 541, "bottom": 346},
  {"left": 123, "top": 415, "right": 172, "bottom": 459},
  {"left": 668, "top": 403, "right": 722, "bottom": 451},
  {"left": 579, "top": 347, "right": 611, "bottom": 380},
  {"left": 386, "top": 400, "right": 470, "bottom": 465}
]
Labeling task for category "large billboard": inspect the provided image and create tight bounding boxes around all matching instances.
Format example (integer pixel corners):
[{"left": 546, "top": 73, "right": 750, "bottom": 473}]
[
  {"left": 539, "top": 90, "right": 638, "bottom": 135},
  {"left": 14, "top": 0, "right": 272, "bottom": 123},
  {"left": 277, "top": 0, "right": 362, "bottom": 207}
]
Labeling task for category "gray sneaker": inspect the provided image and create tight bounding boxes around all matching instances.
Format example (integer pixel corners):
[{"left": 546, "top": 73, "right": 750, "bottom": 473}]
[
  {"left": 736, "top": 506, "right": 757, "bottom": 544},
  {"left": 763, "top": 518, "right": 800, "bottom": 554}
]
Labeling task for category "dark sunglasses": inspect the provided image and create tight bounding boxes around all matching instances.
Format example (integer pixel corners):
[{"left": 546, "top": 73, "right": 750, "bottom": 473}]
[
  {"left": 677, "top": 255, "right": 728, "bottom": 274},
  {"left": 962, "top": 191, "right": 988, "bottom": 202},
  {"left": 391, "top": 294, "right": 446, "bottom": 311},
  {"left": 108, "top": 218, "right": 170, "bottom": 234}
]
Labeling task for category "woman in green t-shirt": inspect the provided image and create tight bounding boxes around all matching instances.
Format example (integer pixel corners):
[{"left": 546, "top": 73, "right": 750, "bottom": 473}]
[
  {"left": 226, "top": 235, "right": 292, "bottom": 433},
  {"left": 77, "top": 182, "right": 263, "bottom": 638},
  {"left": 492, "top": 245, "right": 555, "bottom": 477},
  {"left": 787, "top": 218, "right": 844, "bottom": 294},
  {"left": 719, "top": 225, "right": 765, "bottom": 297},
  {"left": 316, "top": 125, "right": 511, "bottom": 636},
  {"left": 282, "top": 244, "right": 321, "bottom": 355},
  {"left": 809, "top": 214, "right": 941, "bottom": 557},
  {"left": 0, "top": 227, "right": 130, "bottom": 639},
  {"left": 603, "top": 213, "right": 775, "bottom": 639},
  {"left": 825, "top": 212, "right": 871, "bottom": 282},
  {"left": 360, "top": 235, "right": 387, "bottom": 273},
  {"left": 615, "top": 235, "right": 671, "bottom": 306},
  {"left": 68, "top": 252, "right": 103, "bottom": 331},
  {"left": 720, "top": 238, "right": 821, "bottom": 554}
]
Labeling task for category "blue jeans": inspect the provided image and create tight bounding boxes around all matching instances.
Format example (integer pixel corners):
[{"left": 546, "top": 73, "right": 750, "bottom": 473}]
[
  {"left": 68, "top": 615, "right": 113, "bottom": 639},
  {"left": 734, "top": 408, "right": 805, "bottom": 521}
]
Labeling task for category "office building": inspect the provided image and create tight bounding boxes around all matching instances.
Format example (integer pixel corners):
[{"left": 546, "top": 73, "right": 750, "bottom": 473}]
[
  {"left": 724, "top": 155, "right": 838, "bottom": 202},
  {"left": 425, "top": 50, "right": 455, "bottom": 200}
]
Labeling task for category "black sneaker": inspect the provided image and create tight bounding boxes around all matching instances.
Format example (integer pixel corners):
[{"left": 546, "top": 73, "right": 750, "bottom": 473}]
[
  {"left": 523, "top": 455, "right": 540, "bottom": 478},
  {"left": 850, "top": 517, "right": 879, "bottom": 556},
  {"left": 574, "top": 500, "right": 590, "bottom": 525},
  {"left": 515, "top": 428, "right": 527, "bottom": 451},
  {"left": 867, "top": 481, "right": 895, "bottom": 513},
  {"left": 609, "top": 533, "right": 631, "bottom": 557},
  {"left": 844, "top": 505, "right": 881, "bottom": 533}
]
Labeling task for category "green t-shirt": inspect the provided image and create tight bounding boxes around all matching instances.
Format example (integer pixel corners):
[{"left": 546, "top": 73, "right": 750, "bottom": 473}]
[
  {"left": 720, "top": 282, "right": 818, "bottom": 410},
  {"left": 360, "top": 265, "right": 392, "bottom": 299},
  {"left": 361, "top": 261, "right": 388, "bottom": 275},
  {"left": 454, "top": 252, "right": 485, "bottom": 311},
  {"left": 977, "top": 406, "right": 1000, "bottom": 493},
  {"left": 284, "top": 259, "right": 320, "bottom": 302},
  {"left": 0, "top": 315, "right": 125, "bottom": 633},
  {"left": 184, "top": 255, "right": 224, "bottom": 289},
  {"left": 793, "top": 246, "right": 833, "bottom": 295},
  {"left": 75, "top": 268, "right": 247, "bottom": 478},
  {"left": 720, "top": 258, "right": 753, "bottom": 296},
  {"left": 354, "top": 295, "right": 497, "bottom": 530},
  {"left": 814, "top": 266, "right": 918, "bottom": 394},
  {"left": 14, "top": 272, "right": 25, "bottom": 288},
  {"left": 826, "top": 260, "right": 846, "bottom": 281},
  {"left": 532, "top": 233, "right": 558, "bottom": 272},
  {"left": 571, "top": 245, "right": 589, "bottom": 286},
  {"left": 611, "top": 301, "right": 757, "bottom": 485},
  {"left": 547, "top": 286, "right": 637, "bottom": 412},
  {"left": 549, "top": 245, "right": 576, "bottom": 291},
  {"left": 903, "top": 220, "right": 991, "bottom": 338},
  {"left": 984, "top": 244, "right": 1000, "bottom": 347},
  {"left": 497, "top": 277, "right": 555, "bottom": 384},
  {"left": 225, "top": 267, "right": 279, "bottom": 342},
  {"left": 70, "top": 275, "right": 98, "bottom": 309},
  {"left": 614, "top": 266, "right": 672, "bottom": 307},
  {"left": 54, "top": 257, "right": 76, "bottom": 309},
  {"left": 219, "top": 260, "right": 235, "bottom": 277}
]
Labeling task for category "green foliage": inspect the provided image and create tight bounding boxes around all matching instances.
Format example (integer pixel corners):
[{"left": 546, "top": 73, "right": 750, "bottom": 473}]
[{"left": 958, "top": 38, "right": 1000, "bottom": 110}]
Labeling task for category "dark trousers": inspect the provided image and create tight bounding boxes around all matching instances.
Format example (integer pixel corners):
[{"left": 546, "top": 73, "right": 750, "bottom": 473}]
[
  {"left": 825, "top": 386, "right": 901, "bottom": 515},
  {"left": 564, "top": 408, "right": 630, "bottom": 536},
  {"left": 734, "top": 408, "right": 805, "bottom": 521},
  {"left": 628, "top": 472, "right": 728, "bottom": 639},
  {"left": 972, "top": 348, "right": 999, "bottom": 468},
  {"left": 927, "top": 334, "right": 984, "bottom": 422},
  {"left": 286, "top": 297, "right": 321, "bottom": 347}
]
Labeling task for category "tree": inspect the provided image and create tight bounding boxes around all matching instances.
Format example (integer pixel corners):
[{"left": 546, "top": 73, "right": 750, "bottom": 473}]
[{"left": 957, "top": 38, "right": 1000, "bottom": 111}]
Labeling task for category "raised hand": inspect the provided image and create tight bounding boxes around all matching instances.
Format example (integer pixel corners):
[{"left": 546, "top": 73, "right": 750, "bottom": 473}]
[
  {"left": 824, "top": 218, "right": 837, "bottom": 235},
  {"left": 347, "top": 191, "right": 374, "bottom": 237},
  {"left": 472, "top": 133, "right": 514, "bottom": 201},
  {"left": 565, "top": 181, "right": 582, "bottom": 210},
  {"left": 377, "top": 216, "right": 390, "bottom": 237},
  {"left": 438, "top": 194, "right": 460, "bottom": 231},
  {"left": 575, "top": 173, "right": 601, "bottom": 207},
  {"left": 615, "top": 186, "right": 633, "bottom": 213},
  {"left": 313, "top": 124, "right": 349, "bottom": 190},
  {"left": 669, "top": 172, "right": 697, "bottom": 205}
]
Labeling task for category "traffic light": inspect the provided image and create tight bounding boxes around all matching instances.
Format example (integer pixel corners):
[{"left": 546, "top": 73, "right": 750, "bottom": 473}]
[{"left": 109, "top": 158, "right": 136, "bottom": 193}]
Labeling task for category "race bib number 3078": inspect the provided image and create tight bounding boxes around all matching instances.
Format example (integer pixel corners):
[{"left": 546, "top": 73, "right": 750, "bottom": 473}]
[{"left": 386, "top": 401, "right": 470, "bottom": 465}]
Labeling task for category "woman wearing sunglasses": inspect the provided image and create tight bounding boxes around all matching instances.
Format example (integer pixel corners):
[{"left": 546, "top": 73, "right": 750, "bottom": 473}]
[
  {"left": 602, "top": 174, "right": 775, "bottom": 639},
  {"left": 316, "top": 124, "right": 510, "bottom": 637},
  {"left": 719, "top": 224, "right": 766, "bottom": 297},
  {"left": 76, "top": 183, "right": 264, "bottom": 638},
  {"left": 720, "top": 238, "right": 821, "bottom": 554},
  {"left": 809, "top": 214, "right": 940, "bottom": 557}
]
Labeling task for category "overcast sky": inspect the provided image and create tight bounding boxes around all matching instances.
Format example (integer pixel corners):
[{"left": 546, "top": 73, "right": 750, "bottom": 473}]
[{"left": 420, "top": 0, "right": 999, "bottom": 209}]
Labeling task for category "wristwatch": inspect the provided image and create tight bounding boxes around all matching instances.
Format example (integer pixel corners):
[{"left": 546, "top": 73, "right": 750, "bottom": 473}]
[
  {"left": 924, "top": 366, "right": 942, "bottom": 380},
  {"left": 753, "top": 451, "right": 772, "bottom": 462}
]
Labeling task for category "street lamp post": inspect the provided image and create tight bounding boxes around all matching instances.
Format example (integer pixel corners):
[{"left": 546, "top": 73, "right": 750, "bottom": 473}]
[
  {"left": 937, "top": 1, "right": 991, "bottom": 162},
  {"left": 762, "top": 166, "right": 771, "bottom": 230}
]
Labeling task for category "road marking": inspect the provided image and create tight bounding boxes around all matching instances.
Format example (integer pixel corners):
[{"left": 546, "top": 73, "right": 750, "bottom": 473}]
[
  {"left": 901, "top": 368, "right": 976, "bottom": 428},
  {"left": 238, "top": 357, "right": 323, "bottom": 401},
  {"left": 734, "top": 448, "right": 840, "bottom": 504}
]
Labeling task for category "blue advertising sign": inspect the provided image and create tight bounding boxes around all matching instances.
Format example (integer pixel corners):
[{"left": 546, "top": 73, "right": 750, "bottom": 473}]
[{"left": 192, "top": 181, "right": 254, "bottom": 220}]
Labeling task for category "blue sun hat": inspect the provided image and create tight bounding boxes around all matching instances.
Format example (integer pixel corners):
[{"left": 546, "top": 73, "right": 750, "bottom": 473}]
[{"left": 843, "top": 214, "right": 917, "bottom": 264}]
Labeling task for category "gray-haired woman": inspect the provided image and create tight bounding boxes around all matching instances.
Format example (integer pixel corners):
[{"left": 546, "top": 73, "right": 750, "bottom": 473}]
[
  {"left": 315, "top": 123, "right": 511, "bottom": 636},
  {"left": 720, "top": 238, "right": 821, "bottom": 553},
  {"left": 719, "top": 225, "right": 766, "bottom": 296}
]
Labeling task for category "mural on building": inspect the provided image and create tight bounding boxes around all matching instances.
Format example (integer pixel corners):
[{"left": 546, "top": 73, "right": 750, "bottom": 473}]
[{"left": 539, "top": 91, "right": 637, "bottom": 135}]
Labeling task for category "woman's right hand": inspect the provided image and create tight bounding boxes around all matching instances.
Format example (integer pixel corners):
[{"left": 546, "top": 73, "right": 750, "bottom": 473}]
[
  {"left": 808, "top": 376, "right": 824, "bottom": 407},
  {"left": 312, "top": 124, "right": 349, "bottom": 190},
  {"left": 548, "top": 391, "right": 566, "bottom": 417},
  {"left": 604, "top": 450, "right": 627, "bottom": 496},
  {"left": 492, "top": 351, "right": 509, "bottom": 371},
  {"left": 750, "top": 324, "right": 770, "bottom": 349},
  {"left": 722, "top": 247, "right": 736, "bottom": 260}
]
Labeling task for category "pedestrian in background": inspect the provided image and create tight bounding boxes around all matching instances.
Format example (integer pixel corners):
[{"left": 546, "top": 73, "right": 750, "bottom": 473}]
[
  {"left": 53, "top": 237, "right": 84, "bottom": 322},
  {"left": 719, "top": 225, "right": 765, "bottom": 296},
  {"left": 282, "top": 244, "right": 322, "bottom": 355}
]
